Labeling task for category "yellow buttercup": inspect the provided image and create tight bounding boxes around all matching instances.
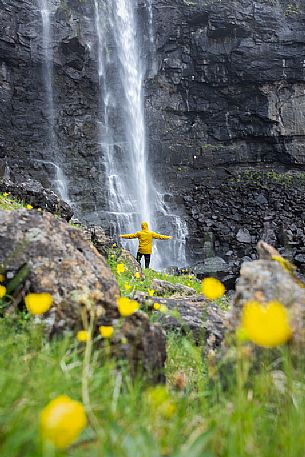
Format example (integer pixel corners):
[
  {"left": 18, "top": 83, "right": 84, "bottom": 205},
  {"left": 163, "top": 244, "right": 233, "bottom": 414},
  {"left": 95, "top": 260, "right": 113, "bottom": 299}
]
[
  {"left": 40, "top": 395, "right": 87, "bottom": 449},
  {"left": 24, "top": 293, "right": 53, "bottom": 315},
  {"left": 241, "top": 300, "right": 292, "bottom": 348},
  {"left": 202, "top": 278, "right": 225, "bottom": 300},
  {"left": 117, "top": 297, "right": 139, "bottom": 317}
]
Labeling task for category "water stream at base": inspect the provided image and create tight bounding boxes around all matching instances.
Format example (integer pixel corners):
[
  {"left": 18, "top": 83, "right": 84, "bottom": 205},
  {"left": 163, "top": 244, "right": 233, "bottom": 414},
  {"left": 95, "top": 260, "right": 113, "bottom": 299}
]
[
  {"left": 94, "top": 0, "right": 187, "bottom": 269},
  {"left": 40, "top": 0, "right": 69, "bottom": 202}
]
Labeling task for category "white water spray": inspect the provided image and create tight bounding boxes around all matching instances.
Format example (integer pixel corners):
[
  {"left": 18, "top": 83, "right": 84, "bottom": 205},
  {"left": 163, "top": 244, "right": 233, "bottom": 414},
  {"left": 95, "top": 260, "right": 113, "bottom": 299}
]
[
  {"left": 40, "top": 0, "right": 69, "bottom": 202},
  {"left": 95, "top": 0, "right": 187, "bottom": 268}
]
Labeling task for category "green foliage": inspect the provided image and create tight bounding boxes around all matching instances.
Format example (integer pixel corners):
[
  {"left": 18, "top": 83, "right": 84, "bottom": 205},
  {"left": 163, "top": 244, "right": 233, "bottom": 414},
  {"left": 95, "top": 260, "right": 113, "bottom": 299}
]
[
  {"left": 233, "top": 169, "right": 305, "bottom": 187},
  {"left": 1, "top": 318, "right": 305, "bottom": 456},
  {"left": 108, "top": 252, "right": 202, "bottom": 297},
  {"left": 285, "top": 1, "right": 303, "bottom": 15},
  {"left": 0, "top": 193, "right": 25, "bottom": 211}
]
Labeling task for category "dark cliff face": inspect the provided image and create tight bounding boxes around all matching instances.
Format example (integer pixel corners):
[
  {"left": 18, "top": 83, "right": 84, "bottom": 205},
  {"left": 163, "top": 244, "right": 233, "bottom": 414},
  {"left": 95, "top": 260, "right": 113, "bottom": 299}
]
[
  {"left": 1, "top": 0, "right": 305, "bottom": 268},
  {"left": 147, "top": 0, "right": 305, "bottom": 185},
  {"left": 0, "top": 0, "right": 102, "bottom": 220},
  {"left": 145, "top": 0, "right": 305, "bottom": 264}
]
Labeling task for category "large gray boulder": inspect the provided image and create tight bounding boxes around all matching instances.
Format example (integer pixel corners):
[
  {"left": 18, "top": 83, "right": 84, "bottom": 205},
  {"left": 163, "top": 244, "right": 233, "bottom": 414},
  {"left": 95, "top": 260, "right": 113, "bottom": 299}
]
[
  {"left": 231, "top": 241, "right": 305, "bottom": 344},
  {"left": 0, "top": 209, "right": 119, "bottom": 331},
  {"left": 0, "top": 209, "right": 166, "bottom": 382}
]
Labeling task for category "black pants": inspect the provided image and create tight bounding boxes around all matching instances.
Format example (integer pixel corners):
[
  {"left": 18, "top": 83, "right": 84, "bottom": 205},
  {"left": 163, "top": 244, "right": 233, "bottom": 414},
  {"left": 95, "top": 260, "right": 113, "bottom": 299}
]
[{"left": 136, "top": 252, "right": 151, "bottom": 268}]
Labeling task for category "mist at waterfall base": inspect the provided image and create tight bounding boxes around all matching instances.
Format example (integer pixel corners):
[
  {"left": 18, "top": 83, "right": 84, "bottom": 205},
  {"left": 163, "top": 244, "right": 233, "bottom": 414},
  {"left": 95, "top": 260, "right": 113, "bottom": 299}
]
[{"left": 94, "top": 0, "right": 188, "bottom": 270}]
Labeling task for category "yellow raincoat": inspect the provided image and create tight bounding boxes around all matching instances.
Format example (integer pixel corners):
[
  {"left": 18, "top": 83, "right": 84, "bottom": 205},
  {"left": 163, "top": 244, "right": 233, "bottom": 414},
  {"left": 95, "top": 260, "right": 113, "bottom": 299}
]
[{"left": 120, "top": 221, "right": 172, "bottom": 254}]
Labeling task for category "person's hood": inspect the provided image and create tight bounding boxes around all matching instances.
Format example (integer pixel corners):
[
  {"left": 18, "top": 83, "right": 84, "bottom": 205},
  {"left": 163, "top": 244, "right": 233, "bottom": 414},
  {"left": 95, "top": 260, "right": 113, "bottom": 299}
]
[{"left": 141, "top": 221, "right": 149, "bottom": 231}]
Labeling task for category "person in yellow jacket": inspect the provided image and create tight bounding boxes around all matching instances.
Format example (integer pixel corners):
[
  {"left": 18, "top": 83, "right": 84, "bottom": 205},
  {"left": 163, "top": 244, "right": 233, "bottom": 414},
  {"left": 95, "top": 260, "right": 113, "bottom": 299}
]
[{"left": 120, "top": 221, "right": 172, "bottom": 268}]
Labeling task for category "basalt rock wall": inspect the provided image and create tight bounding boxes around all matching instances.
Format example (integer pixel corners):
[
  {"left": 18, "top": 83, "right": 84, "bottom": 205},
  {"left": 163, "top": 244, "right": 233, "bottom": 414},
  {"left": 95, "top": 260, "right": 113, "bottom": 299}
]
[
  {"left": 0, "top": 0, "right": 103, "bottom": 220},
  {"left": 146, "top": 0, "right": 305, "bottom": 265},
  {"left": 1, "top": 0, "right": 305, "bottom": 266},
  {"left": 185, "top": 172, "right": 305, "bottom": 282},
  {"left": 147, "top": 0, "right": 305, "bottom": 194}
]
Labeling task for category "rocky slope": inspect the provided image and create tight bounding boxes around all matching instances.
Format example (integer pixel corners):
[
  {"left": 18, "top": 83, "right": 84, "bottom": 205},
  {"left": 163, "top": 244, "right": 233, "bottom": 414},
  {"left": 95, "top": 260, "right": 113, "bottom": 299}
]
[{"left": 1, "top": 0, "right": 305, "bottom": 269}]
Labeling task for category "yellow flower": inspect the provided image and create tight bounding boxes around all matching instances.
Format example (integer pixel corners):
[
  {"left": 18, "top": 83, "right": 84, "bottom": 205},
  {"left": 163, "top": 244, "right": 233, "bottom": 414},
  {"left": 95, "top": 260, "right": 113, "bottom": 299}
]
[
  {"left": 0, "top": 274, "right": 5, "bottom": 283},
  {"left": 24, "top": 293, "right": 53, "bottom": 314},
  {"left": 241, "top": 301, "right": 292, "bottom": 348},
  {"left": 124, "top": 282, "right": 132, "bottom": 291},
  {"left": 135, "top": 272, "right": 141, "bottom": 279},
  {"left": 188, "top": 275, "right": 193, "bottom": 279},
  {"left": 40, "top": 395, "right": 87, "bottom": 449},
  {"left": 153, "top": 303, "right": 161, "bottom": 311},
  {"left": 145, "top": 386, "right": 177, "bottom": 419},
  {"left": 116, "top": 263, "right": 125, "bottom": 274},
  {"left": 202, "top": 277, "right": 225, "bottom": 300},
  {"left": 99, "top": 326, "right": 113, "bottom": 338},
  {"left": 3, "top": 192, "right": 8, "bottom": 197},
  {"left": 26, "top": 204, "right": 33, "bottom": 210},
  {"left": 0, "top": 285, "right": 6, "bottom": 298},
  {"left": 148, "top": 289, "right": 155, "bottom": 297},
  {"left": 76, "top": 330, "right": 90, "bottom": 342},
  {"left": 112, "top": 243, "right": 117, "bottom": 248},
  {"left": 117, "top": 297, "right": 139, "bottom": 317}
]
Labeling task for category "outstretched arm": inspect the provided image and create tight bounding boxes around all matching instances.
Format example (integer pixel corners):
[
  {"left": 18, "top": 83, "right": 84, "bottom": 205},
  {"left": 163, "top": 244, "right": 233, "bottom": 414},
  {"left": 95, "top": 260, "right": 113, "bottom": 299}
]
[
  {"left": 152, "top": 232, "right": 173, "bottom": 240},
  {"left": 120, "top": 232, "right": 139, "bottom": 239}
]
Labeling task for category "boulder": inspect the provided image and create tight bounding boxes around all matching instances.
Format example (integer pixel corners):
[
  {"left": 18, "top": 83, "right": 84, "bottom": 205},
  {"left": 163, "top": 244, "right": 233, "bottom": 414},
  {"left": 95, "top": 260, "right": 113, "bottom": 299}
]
[
  {"left": 0, "top": 209, "right": 119, "bottom": 331},
  {"left": 231, "top": 241, "right": 305, "bottom": 344},
  {"left": 0, "top": 210, "right": 165, "bottom": 381},
  {"left": 236, "top": 228, "right": 252, "bottom": 244},
  {"left": 0, "top": 178, "right": 73, "bottom": 221},
  {"left": 113, "top": 313, "right": 166, "bottom": 383},
  {"left": 135, "top": 292, "right": 228, "bottom": 348},
  {"left": 81, "top": 224, "right": 141, "bottom": 273},
  {"left": 192, "top": 256, "right": 229, "bottom": 279},
  {"left": 151, "top": 279, "right": 196, "bottom": 297}
]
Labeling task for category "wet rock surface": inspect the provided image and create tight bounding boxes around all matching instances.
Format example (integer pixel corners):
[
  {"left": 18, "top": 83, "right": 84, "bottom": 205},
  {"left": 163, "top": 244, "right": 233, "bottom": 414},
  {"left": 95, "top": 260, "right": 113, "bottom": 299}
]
[{"left": 146, "top": 0, "right": 305, "bottom": 267}]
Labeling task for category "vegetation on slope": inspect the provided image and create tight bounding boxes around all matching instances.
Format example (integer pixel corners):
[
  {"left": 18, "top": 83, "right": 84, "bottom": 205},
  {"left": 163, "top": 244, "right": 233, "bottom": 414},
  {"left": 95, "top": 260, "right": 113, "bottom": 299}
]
[
  {"left": 1, "top": 314, "right": 305, "bottom": 457},
  {"left": 0, "top": 192, "right": 304, "bottom": 457}
]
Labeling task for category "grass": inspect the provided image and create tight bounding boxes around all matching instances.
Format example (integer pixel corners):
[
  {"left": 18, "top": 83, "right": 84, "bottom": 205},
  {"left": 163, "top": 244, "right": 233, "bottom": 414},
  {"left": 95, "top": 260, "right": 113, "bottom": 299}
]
[
  {"left": 1, "top": 316, "right": 305, "bottom": 457},
  {"left": 1, "top": 192, "right": 305, "bottom": 456},
  {"left": 107, "top": 251, "right": 230, "bottom": 310},
  {"left": 0, "top": 193, "right": 25, "bottom": 211},
  {"left": 109, "top": 262, "right": 202, "bottom": 297}
]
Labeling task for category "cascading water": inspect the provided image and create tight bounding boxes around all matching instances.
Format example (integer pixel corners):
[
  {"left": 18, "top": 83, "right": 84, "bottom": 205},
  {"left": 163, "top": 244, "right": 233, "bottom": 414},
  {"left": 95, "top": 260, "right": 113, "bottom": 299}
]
[
  {"left": 94, "top": 1, "right": 151, "bottom": 235},
  {"left": 146, "top": 0, "right": 158, "bottom": 77},
  {"left": 40, "top": 0, "right": 69, "bottom": 202},
  {"left": 95, "top": 0, "right": 187, "bottom": 269},
  {"left": 143, "top": 0, "right": 188, "bottom": 267}
]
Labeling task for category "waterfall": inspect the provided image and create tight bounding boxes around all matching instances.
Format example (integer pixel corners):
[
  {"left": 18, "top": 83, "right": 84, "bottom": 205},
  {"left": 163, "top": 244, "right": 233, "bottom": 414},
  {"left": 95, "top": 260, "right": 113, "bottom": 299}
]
[
  {"left": 94, "top": 0, "right": 151, "bottom": 237},
  {"left": 146, "top": 0, "right": 158, "bottom": 77},
  {"left": 143, "top": 0, "right": 188, "bottom": 267},
  {"left": 40, "top": 0, "right": 69, "bottom": 202},
  {"left": 95, "top": 0, "right": 187, "bottom": 269}
]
